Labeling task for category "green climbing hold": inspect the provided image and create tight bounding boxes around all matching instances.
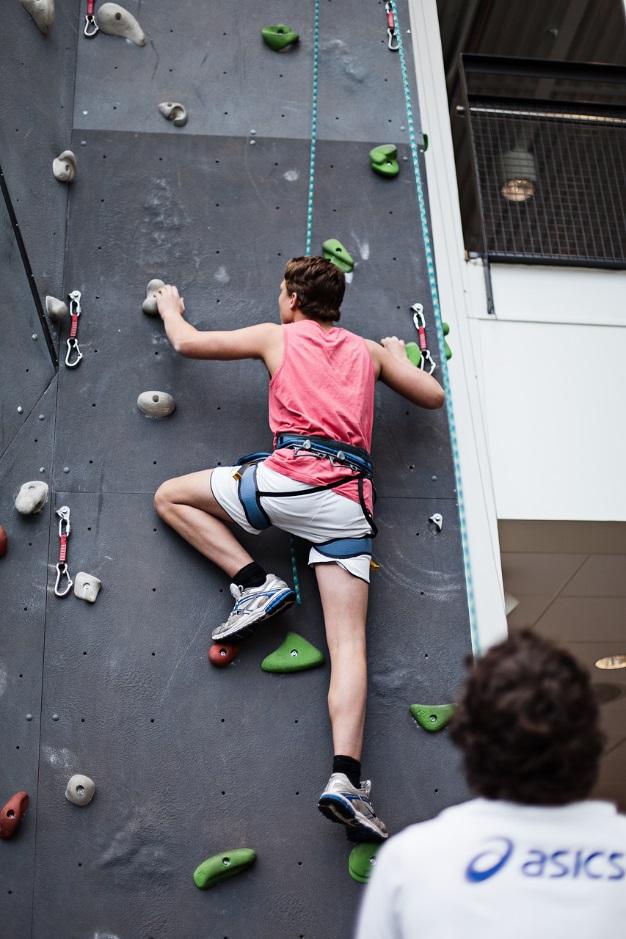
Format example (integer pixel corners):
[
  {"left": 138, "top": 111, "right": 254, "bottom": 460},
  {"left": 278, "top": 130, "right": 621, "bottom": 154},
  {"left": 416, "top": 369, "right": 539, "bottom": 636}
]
[
  {"left": 405, "top": 341, "right": 422, "bottom": 368},
  {"left": 193, "top": 848, "right": 256, "bottom": 890},
  {"left": 261, "top": 632, "right": 325, "bottom": 673},
  {"left": 443, "top": 322, "right": 452, "bottom": 360},
  {"left": 261, "top": 24, "right": 299, "bottom": 51},
  {"left": 349, "top": 842, "right": 382, "bottom": 884},
  {"left": 369, "top": 144, "right": 400, "bottom": 178},
  {"left": 410, "top": 704, "right": 456, "bottom": 733},
  {"left": 322, "top": 239, "right": 354, "bottom": 274}
]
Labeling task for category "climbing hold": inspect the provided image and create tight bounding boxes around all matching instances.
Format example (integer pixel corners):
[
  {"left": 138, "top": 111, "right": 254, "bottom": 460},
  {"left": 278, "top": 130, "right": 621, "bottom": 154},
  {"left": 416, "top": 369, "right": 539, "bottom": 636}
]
[
  {"left": 52, "top": 150, "right": 76, "bottom": 183},
  {"left": 409, "top": 703, "right": 456, "bottom": 733},
  {"left": 96, "top": 3, "right": 145, "bottom": 46},
  {"left": 261, "top": 632, "right": 325, "bottom": 673},
  {"left": 443, "top": 322, "right": 453, "bottom": 360},
  {"left": 137, "top": 391, "right": 176, "bottom": 419},
  {"left": 0, "top": 526, "right": 7, "bottom": 558},
  {"left": 208, "top": 642, "right": 239, "bottom": 667},
  {"left": 369, "top": 144, "right": 399, "bottom": 178},
  {"left": 158, "top": 102, "right": 188, "bottom": 127},
  {"left": 15, "top": 481, "right": 49, "bottom": 515},
  {"left": 142, "top": 278, "right": 165, "bottom": 315},
  {"left": 405, "top": 341, "right": 422, "bottom": 368},
  {"left": 65, "top": 774, "right": 96, "bottom": 806},
  {"left": 348, "top": 842, "right": 381, "bottom": 884},
  {"left": 20, "top": 0, "right": 54, "bottom": 35},
  {"left": 73, "top": 572, "right": 102, "bottom": 604},
  {"left": 0, "top": 791, "right": 29, "bottom": 840},
  {"left": 193, "top": 848, "right": 256, "bottom": 890},
  {"left": 322, "top": 239, "right": 354, "bottom": 274},
  {"left": 45, "top": 295, "right": 68, "bottom": 322},
  {"left": 429, "top": 513, "right": 443, "bottom": 533},
  {"left": 261, "top": 24, "right": 299, "bottom": 52}
]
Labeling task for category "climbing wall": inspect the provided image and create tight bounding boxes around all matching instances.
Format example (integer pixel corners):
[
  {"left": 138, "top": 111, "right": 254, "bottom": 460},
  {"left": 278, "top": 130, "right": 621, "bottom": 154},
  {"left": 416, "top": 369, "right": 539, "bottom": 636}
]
[{"left": 0, "top": 2, "right": 471, "bottom": 937}]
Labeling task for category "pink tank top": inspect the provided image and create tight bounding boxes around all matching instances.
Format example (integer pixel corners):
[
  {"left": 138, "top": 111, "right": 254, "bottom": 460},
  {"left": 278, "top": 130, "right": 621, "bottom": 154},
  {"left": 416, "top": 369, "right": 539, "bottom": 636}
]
[{"left": 264, "top": 319, "right": 376, "bottom": 509}]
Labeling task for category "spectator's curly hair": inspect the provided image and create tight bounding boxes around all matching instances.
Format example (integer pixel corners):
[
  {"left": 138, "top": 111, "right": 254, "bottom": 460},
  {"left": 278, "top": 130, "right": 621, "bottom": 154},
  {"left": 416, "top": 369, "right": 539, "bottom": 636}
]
[
  {"left": 284, "top": 256, "right": 345, "bottom": 322},
  {"left": 450, "top": 630, "right": 604, "bottom": 805}
]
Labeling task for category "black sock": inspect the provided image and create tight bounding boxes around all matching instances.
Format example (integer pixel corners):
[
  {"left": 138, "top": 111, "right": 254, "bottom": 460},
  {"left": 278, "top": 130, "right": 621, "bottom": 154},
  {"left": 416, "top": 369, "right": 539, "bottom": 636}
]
[
  {"left": 333, "top": 755, "right": 361, "bottom": 788},
  {"left": 232, "top": 561, "right": 267, "bottom": 590}
]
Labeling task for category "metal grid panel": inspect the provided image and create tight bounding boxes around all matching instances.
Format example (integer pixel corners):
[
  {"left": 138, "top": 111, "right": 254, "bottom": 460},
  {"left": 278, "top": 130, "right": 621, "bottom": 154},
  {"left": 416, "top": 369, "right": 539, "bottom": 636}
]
[{"left": 470, "top": 105, "right": 626, "bottom": 266}]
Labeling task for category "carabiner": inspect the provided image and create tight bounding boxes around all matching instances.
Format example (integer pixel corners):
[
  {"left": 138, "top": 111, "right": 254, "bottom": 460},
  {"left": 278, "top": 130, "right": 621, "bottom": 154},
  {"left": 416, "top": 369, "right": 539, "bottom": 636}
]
[
  {"left": 84, "top": 0, "right": 99, "bottom": 36},
  {"left": 385, "top": 2, "right": 399, "bottom": 51},
  {"left": 57, "top": 505, "right": 71, "bottom": 538},
  {"left": 411, "top": 302, "right": 425, "bottom": 332},
  {"left": 54, "top": 563, "right": 73, "bottom": 597},
  {"left": 65, "top": 290, "right": 83, "bottom": 368},
  {"left": 411, "top": 302, "right": 437, "bottom": 375},
  {"left": 420, "top": 349, "right": 437, "bottom": 375},
  {"left": 54, "top": 506, "right": 73, "bottom": 597}
]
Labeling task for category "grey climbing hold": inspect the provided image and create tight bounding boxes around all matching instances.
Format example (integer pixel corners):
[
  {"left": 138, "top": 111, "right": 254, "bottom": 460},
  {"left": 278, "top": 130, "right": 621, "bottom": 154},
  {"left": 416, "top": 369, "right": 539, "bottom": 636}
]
[
  {"left": 73, "top": 572, "right": 102, "bottom": 604},
  {"left": 52, "top": 150, "right": 76, "bottom": 183},
  {"left": 20, "top": 0, "right": 55, "bottom": 35},
  {"left": 137, "top": 391, "right": 176, "bottom": 419},
  {"left": 96, "top": 3, "right": 145, "bottom": 46},
  {"left": 45, "top": 296, "right": 68, "bottom": 322},
  {"left": 65, "top": 774, "right": 96, "bottom": 806},
  {"left": 15, "top": 481, "right": 49, "bottom": 515},
  {"left": 158, "top": 102, "right": 188, "bottom": 127},
  {"left": 429, "top": 513, "right": 443, "bottom": 532},
  {"left": 142, "top": 278, "right": 165, "bottom": 315}
]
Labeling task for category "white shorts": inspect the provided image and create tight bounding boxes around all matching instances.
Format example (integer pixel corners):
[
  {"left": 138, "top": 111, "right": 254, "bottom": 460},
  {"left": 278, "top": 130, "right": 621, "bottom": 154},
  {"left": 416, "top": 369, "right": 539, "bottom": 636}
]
[{"left": 210, "top": 461, "right": 372, "bottom": 582}]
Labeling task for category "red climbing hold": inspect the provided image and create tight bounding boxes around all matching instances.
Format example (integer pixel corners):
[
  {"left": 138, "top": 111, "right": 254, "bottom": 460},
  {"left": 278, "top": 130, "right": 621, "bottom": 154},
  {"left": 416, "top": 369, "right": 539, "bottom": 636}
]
[
  {"left": 0, "top": 791, "right": 29, "bottom": 839},
  {"left": 208, "top": 642, "right": 239, "bottom": 668},
  {"left": 0, "top": 525, "right": 7, "bottom": 558}
]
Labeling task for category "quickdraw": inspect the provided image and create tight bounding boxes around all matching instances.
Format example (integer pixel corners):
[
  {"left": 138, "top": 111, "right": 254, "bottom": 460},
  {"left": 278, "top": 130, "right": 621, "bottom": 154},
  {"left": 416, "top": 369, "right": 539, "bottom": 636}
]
[
  {"left": 84, "top": 0, "right": 99, "bottom": 37},
  {"left": 65, "top": 290, "right": 83, "bottom": 368},
  {"left": 411, "top": 302, "right": 436, "bottom": 375},
  {"left": 54, "top": 506, "right": 73, "bottom": 597},
  {"left": 384, "top": 1, "right": 399, "bottom": 51}
]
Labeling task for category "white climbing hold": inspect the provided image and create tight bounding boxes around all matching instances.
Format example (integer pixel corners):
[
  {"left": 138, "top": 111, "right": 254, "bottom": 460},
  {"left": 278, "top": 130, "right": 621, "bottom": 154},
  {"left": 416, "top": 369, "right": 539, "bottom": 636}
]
[
  {"left": 429, "top": 513, "right": 443, "bottom": 532},
  {"left": 73, "top": 572, "right": 102, "bottom": 604},
  {"left": 158, "top": 102, "right": 188, "bottom": 128},
  {"left": 52, "top": 150, "right": 76, "bottom": 183},
  {"left": 20, "top": 0, "right": 55, "bottom": 35},
  {"left": 15, "top": 481, "right": 49, "bottom": 515},
  {"left": 137, "top": 391, "right": 176, "bottom": 419},
  {"left": 142, "top": 278, "right": 165, "bottom": 315},
  {"left": 65, "top": 774, "right": 96, "bottom": 806},
  {"left": 96, "top": 3, "right": 145, "bottom": 46},
  {"left": 45, "top": 296, "right": 68, "bottom": 321}
]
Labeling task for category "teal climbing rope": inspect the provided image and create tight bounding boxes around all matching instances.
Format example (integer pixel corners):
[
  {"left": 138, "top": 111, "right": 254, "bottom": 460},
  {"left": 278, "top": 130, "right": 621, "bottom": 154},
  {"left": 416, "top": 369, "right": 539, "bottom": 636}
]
[
  {"left": 305, "top": 0, "right": 320, "bottom": 255},
  {"left": 290, "top": 535, "right": 302, "bottom": 606},
  {"left": 390, "top": 1, "right": 479, "bottom": 655}
]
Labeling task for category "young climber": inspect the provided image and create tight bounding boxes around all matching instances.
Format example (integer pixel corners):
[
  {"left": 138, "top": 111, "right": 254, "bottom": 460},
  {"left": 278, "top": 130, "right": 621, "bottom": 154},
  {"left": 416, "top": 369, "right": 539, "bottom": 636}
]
[
  {"left": 153, "top": 257, "right": 444, "bottom": 842},
  {"left": 356, "top": 630, "right": 625, "bottom": 937}
]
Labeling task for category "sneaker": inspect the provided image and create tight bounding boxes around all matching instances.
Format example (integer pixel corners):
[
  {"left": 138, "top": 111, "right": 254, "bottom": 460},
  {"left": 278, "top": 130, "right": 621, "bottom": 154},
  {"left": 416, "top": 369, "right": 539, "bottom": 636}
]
[
  {"left": 318, "top": 773, "right": 389, "bottom": 843},
  {"left": 211, "top": 574, "right": 296, "bottom": 642}
]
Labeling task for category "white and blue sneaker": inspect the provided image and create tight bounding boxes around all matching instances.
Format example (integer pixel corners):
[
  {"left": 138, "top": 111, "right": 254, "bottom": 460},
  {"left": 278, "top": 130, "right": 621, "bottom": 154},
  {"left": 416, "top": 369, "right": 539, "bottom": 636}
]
[
  {"left": 318, "top": 773, "right": 389, "bottom": 843},
  {"left": 211, "top": 574, "right": 296, "bottom": 642}
]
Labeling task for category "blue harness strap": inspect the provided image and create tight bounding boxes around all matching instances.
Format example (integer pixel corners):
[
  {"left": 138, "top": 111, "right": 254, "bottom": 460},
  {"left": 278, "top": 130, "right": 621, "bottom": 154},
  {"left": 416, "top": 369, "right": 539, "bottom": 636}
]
[
  {"left": 237, "top": 463, "right": 272, "bottom": 530},
  {"left": 314, "top": 537, "right": 373, "bottom": 559}
]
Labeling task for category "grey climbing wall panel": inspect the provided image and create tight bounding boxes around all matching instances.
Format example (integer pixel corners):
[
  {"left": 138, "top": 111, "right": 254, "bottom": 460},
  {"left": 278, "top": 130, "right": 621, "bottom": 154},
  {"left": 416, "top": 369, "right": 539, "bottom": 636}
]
[{"left": 1, "top": 2, "right": 471, "bottom": 937}]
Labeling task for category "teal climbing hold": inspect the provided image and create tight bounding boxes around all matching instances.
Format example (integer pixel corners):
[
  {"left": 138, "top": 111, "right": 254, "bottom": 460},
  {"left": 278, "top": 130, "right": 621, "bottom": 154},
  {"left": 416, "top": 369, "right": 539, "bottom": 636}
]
[
  {"left": 193, "top": 848, "right": 256, "bottom": 890},
  {"left": 261, "top": 24, "right": 299, "bottom": 51},
  {"left": 261, "top": 632, "right": 325, "bottom": 673},
  {"left": 349, "top": 842, "right": 381, "bottom": 884},
  {"left": 405, "top": 341, "right": 422, "bottom": 368},
  {"left": 443, "top": 322, "right": 452, "bottom": 360},
  {"left": 369, "top": 144, "right": 400, "bottom": 178},
  {"left": 322, "top": 239, "right": 354, "bottom": 273},
  {"left": 409, "top": 704, "right": 456, "bottom": 733}
]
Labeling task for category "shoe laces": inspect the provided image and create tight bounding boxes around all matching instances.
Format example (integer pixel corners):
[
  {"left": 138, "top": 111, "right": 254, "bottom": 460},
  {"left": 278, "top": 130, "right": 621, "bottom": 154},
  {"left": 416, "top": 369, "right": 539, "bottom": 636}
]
[{"left": 229, "top": 583, "right": 244, "bottom": 600}]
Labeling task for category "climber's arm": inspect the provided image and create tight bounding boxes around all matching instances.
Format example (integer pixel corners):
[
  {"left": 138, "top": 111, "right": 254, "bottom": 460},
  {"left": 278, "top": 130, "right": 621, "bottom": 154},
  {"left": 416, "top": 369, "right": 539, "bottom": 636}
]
[{"left": 366, "top": 337, "right": 445, "bottom": 409}]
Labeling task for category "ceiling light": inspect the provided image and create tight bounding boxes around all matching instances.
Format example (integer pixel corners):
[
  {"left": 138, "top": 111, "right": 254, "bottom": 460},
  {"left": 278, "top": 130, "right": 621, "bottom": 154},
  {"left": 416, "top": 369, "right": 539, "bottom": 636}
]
[
  {"left": 499, "top": 147, "right": 537, "bottom": 203},
  {"left": 594, "top": 655, "right": 626, "bottom": 670}
]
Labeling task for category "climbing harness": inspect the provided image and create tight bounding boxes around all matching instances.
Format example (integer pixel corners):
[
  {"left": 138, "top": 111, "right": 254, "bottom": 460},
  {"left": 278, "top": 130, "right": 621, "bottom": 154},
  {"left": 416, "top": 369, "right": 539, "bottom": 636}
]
[
  {"left": 390, "top": 0, "right": 478, "bottom": 652},
  {"left": 84, "top": 0, "right": 99, "bottom": 37},
  {"left": 234, "top": 434, "right": 377, "bottom": 560},
  {"left": 411, "top": 303, "right": 436, "bottom": 375},
  {"left": 54, "top": 506, "right": 73, "bottom": 597},
  {"left": 384, "top": 2, "right": 399, "bottom": 51},
  {"left": 65, "top": 290, "right": 83, "bottom": 368}
]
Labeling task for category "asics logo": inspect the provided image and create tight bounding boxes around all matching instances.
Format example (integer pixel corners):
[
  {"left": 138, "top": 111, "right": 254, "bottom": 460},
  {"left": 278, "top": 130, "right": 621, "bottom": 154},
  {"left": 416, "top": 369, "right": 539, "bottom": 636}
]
[
  {"left": 466, "top": 837, "right": 514, "bottom": 882},
  {"left": 466, "top": 838, "right": 626, "bottom": 884}
]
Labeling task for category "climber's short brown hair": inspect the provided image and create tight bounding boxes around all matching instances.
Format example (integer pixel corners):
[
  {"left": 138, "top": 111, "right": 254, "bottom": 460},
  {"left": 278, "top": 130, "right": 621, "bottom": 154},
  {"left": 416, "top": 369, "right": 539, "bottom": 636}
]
[
  {"left": 284, "top": 256, "right": 345, "bottom": 323},
  {"left": 450, "top": 630, "right": 604, "bottom": 805}
]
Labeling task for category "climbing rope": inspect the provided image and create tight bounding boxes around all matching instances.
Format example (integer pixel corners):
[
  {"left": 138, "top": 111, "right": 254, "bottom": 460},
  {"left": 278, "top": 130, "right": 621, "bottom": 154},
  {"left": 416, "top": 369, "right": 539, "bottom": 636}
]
[
  {"left": 290, "top": 535, "right": 302, "bottom": 606},
  {"left": 390, "top": 1, "right": 479, "bottom": 655}
]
